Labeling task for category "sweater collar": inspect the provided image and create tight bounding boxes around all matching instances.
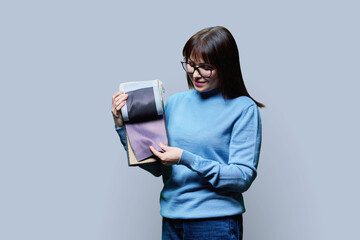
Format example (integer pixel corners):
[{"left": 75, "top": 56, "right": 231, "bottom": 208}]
[{"left": 197, "top": 88, "right": 221, "bottom": 99}]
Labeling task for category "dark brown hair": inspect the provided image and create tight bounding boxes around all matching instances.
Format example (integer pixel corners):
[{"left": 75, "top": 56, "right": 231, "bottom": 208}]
[{"left": 183, "top": 26, "right": 264, "bottom": 108}]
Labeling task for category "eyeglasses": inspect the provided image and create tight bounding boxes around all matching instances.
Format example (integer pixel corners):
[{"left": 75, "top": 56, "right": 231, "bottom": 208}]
[{"left": 180, "top": 60, "right": 214, "bottom": 78}]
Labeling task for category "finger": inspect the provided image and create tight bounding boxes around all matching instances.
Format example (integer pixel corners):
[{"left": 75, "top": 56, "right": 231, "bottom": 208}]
[
  {"left": 112, "top": 100, "right": 122, "bottom": 110},
  {"left": 150, "top": 146, "right": 162, "bottom": 158},
  {"left": 115, "top": 92, "right": 128, "bottom": 100},
  {"left": 115, "top": 94, "right": 128, "bottom": 105},
  {"left": 158, "top": 142, "right": 170, "bottom": 151},
  {"left": 113, "top": 92, "right": 127, "bottom": 104},
  {"left": 112, "top": 91, "right": 123, "bottom": 101},
  {"left": 115, "top": 95, "right": 128, "bottom": 106},
  {"left": 116, "top": 101, "right": 126, "bottom": 110},
  {"left": 115, "top": 98, "right": 126, "bottom": 107}
]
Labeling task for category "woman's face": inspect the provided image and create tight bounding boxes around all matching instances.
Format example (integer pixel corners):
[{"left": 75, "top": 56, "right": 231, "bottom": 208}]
[{"left": 187, "top": 55, "right": 220, "bottom": 93}]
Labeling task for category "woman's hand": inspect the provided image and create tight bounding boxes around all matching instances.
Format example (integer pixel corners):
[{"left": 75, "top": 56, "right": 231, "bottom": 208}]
[
  {"left": 150, "top": 142, "right": 183, "bottom": 166},
  {"left": 111, "top": 91, "right": 128, "bottom": 128}
]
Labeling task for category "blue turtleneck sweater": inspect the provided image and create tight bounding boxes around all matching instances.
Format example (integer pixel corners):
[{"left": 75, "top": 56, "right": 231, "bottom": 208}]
[{"left": 116, "top": 89, "right": 262, "bottom": 219}]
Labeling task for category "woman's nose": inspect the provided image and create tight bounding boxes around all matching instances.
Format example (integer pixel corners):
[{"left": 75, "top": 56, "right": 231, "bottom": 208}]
[{"left": 192, "top": 68, "right": 202, "bottom": 78}]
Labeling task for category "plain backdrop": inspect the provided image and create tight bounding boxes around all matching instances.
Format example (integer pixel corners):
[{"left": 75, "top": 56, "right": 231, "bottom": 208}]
[{"left": 1, "top": 1, "right": 359, "bottom": 239}]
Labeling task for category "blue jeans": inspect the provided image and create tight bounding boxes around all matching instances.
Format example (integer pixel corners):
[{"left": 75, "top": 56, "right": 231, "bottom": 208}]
[{"left": 162, "top": 215, "right": 243, "bottom": 240}]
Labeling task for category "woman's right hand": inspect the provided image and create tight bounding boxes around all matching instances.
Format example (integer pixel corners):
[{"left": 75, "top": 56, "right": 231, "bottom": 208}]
[{"left": 111, "top": 91, "right": 128, "bottom": 128}]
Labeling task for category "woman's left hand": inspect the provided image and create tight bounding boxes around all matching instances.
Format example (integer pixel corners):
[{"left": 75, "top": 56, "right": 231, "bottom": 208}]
[{"left": 149, "top": 142, "right": 183, "bottom": 166}]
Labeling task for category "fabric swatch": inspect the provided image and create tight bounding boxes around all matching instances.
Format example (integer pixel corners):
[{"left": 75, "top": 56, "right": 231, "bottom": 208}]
[{"left": 119, "top": 80, "right": 168, "bottom": 161}]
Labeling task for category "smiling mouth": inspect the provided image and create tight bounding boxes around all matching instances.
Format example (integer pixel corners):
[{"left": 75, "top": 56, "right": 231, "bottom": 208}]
[{"left": 194, "top": 79, "right": 208, "bottom": 84}]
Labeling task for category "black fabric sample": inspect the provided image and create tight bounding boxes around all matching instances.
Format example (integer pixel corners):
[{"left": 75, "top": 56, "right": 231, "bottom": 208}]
[{"left": 126, "top": 87, "right": 160, "bottom": 122}]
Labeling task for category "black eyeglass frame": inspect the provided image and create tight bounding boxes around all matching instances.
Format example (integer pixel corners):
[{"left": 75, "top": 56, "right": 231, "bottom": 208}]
[{"left": 180, "top": 60, "right": 215, "bottom": 78}]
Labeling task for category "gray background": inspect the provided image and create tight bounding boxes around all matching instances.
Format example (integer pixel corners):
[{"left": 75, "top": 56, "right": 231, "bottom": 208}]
[{"left": 1, "top": 0, "right": 359, "bottom": 239}]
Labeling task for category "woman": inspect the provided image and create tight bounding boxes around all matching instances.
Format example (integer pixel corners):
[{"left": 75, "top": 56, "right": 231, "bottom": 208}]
[{"left": 112, "top": 26, "right": 263, "bottom": 240}]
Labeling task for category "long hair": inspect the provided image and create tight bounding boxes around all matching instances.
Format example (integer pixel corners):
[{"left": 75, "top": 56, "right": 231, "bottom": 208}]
[{"left": 182, "top": 26, "right": 265, "bottom": 108}]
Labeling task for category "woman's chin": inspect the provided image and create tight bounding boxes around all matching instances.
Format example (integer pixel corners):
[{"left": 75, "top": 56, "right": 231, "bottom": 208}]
[
  {"left": 194, "top": 86, "right": 208, "bottom": 92},
  {"left": 193, "top": 84, "right": 219, "bottom": 93},
  {"left": 193, "top": 81, "right": 209, "bottom": 92}
]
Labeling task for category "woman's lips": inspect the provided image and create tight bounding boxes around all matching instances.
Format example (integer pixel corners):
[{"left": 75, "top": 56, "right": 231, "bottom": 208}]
[{"left": 193, "top": 79, "right": 208, "bottom": 87}]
